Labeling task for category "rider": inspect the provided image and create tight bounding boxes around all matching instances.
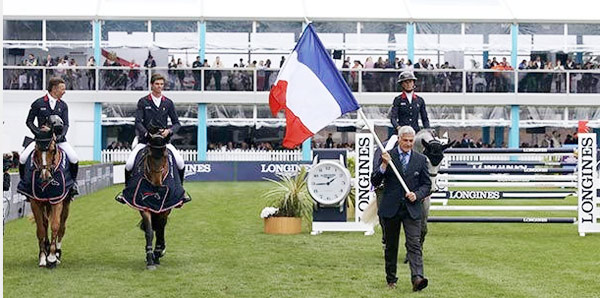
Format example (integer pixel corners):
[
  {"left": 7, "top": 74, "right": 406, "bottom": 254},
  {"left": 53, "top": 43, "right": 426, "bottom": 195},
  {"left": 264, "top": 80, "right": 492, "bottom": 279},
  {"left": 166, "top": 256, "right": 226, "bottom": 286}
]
[
  {"left": 117, "top": 73, "right": 190, "bottom": 203},
  {"left": 390, "top": 71, "right": 430, "bottom": 134},
  {"left": 19, "top": 77, "right": 79, "bottom": 193}
]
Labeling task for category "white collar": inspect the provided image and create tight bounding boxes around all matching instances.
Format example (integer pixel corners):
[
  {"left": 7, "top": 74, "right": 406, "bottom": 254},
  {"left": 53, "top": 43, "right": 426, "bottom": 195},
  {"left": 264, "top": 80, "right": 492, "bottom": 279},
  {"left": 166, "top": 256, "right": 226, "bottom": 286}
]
[{"left": 47, "top": 93, "right": 59, "bottom": 102}]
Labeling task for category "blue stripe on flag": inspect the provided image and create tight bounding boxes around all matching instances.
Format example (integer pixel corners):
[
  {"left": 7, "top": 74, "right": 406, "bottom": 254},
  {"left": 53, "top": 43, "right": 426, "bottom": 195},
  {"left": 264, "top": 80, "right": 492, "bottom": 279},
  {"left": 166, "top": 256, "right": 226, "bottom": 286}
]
[{"left": 294, "top": 24, "right": 360, "bottom": 114}]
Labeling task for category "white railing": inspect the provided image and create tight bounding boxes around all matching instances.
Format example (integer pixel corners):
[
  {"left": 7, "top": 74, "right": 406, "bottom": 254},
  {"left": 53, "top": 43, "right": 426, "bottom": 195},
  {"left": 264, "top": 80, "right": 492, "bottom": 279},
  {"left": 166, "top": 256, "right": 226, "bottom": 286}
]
[
  {"left": 101, "top": 149, "right": 302, "bottom": 162},
  {"left": 206, "top": 149, "right": 302, "bottom": 161},
  {"left": 444, "top": 154, "right": 567, "bottom": 162}
]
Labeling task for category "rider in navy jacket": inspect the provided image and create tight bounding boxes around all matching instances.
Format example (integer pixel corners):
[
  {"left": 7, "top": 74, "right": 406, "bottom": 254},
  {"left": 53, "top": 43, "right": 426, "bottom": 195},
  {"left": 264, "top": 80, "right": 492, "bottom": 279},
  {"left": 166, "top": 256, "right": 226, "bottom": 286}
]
[
  {"left": 390, "top": 71, "right": 430, "bottom": 133},
  {"left": 19, "top": 77, "right": 79, "bottom": 193}
]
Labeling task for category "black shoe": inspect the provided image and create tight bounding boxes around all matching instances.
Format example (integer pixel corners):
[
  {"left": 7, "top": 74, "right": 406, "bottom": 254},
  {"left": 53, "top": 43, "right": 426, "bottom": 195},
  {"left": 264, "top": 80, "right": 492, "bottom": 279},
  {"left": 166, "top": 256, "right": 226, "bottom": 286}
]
[
  {"left": 412, "top": 276, "right": 428, "bottom": 292},
  {"left": 115, "top": 193, "right": 126, "bottom": 204}
]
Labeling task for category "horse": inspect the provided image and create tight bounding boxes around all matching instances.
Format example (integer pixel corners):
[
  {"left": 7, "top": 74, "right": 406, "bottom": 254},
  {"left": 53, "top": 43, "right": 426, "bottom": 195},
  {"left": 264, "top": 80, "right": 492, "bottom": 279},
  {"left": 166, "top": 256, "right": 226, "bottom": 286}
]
[
  {"left": 17, "top": 127, "right": 74, "bottom": 268},
  {"left": 119, "top": 131, "right": 187, "bottom": 270}
]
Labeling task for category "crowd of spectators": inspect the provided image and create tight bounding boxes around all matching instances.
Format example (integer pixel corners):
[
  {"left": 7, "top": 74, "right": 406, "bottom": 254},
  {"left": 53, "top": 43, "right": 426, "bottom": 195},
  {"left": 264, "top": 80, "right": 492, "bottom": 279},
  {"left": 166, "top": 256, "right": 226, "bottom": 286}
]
[{"left": 106, "top": 141, "right": 132, "bottom": 150}]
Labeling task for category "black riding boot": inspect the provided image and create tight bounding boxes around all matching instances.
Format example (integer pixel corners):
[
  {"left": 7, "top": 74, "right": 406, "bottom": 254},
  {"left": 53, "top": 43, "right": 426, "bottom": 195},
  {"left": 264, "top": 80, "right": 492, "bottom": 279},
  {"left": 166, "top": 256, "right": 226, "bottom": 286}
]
[
  {"left": 115, "top": 169, "right": 132, "bottom": 204},
  {"left": 69, "top": 162, "right": 79, "bottom": 196},
  {"left": 178, "top": 168, "right": 191, "bottom": 204},
  {"left": 19, "top": 163, "right": 25, "bottom": 180}
]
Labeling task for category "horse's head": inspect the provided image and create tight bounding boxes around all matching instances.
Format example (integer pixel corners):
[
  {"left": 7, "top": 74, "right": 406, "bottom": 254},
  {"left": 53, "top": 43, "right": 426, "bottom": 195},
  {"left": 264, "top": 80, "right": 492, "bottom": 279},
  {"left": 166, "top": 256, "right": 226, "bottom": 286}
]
[
  {"left": 34, "top": 129, "right": 57, "bottom": 182},
  {"left": 144, "top": 132, "right": 168, "bottom": 187},
  {"left": 421, "top": 138, "right": 456, "bottom": 167}
]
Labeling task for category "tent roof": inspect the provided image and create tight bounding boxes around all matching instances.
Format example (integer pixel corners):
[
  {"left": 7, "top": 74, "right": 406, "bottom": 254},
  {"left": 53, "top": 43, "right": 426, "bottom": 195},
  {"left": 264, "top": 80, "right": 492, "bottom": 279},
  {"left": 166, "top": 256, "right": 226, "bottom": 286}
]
[{"left": 4, "top": 0, "right": 600, "bottom": 23}]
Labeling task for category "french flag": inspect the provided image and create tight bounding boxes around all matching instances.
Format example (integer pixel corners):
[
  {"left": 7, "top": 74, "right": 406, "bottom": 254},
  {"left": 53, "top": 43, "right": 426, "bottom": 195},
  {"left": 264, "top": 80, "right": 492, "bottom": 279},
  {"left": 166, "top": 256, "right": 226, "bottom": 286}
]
[{"left": 269, "top": 24, "right": 360, "bottom": 148}]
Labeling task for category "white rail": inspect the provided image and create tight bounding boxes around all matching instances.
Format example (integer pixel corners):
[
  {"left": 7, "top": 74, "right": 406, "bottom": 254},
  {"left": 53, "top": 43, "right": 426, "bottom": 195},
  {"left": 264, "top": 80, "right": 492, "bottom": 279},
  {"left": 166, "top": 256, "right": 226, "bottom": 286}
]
[{"left": 101, "top": 149, "right": 302, "bottom": 162}]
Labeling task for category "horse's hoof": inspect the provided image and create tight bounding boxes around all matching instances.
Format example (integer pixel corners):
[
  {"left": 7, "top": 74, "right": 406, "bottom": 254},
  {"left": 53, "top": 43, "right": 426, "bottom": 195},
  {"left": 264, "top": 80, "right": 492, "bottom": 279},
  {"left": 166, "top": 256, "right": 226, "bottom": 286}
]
[
  {"left": 56, "top": 249, "right": 62, "bottom": 260},
  {"left": 46, "top": 261, "right": 57, "bottom": 269},
  {"left": 146, "top": 265, "right": 156, "bottom": 270}
]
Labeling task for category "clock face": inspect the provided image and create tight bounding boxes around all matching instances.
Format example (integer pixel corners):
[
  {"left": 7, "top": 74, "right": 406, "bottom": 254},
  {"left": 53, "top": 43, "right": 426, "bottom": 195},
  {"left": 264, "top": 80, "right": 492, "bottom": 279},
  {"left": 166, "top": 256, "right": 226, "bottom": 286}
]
[{"left": 307, "top": 161, "right": 351, "bottom": 205}]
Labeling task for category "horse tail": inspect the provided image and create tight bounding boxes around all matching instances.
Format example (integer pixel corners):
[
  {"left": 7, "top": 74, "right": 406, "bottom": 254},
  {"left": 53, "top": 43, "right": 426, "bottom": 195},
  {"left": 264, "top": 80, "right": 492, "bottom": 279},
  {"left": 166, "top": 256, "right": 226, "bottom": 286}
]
[{"left": 361, "top": 196, "right": 379, "bottom": 225}]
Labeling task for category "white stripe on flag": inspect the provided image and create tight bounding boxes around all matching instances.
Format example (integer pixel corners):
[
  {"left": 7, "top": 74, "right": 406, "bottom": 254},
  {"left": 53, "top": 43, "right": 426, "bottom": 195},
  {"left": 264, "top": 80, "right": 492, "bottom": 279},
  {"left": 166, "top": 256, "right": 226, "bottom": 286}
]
[{"left": 276, "top": 52, "right": 342, "bottom": 133}]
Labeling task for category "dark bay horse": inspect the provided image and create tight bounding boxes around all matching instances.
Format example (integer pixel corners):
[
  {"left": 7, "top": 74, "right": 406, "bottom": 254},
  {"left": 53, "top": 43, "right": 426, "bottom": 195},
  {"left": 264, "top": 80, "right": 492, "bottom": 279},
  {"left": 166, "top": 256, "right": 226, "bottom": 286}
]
[
  {"left": 18, "top": 129, "right": 73, "bottom": 268},
  {"left": 120, "top": 132, "right": 187, "bottom": 270}
]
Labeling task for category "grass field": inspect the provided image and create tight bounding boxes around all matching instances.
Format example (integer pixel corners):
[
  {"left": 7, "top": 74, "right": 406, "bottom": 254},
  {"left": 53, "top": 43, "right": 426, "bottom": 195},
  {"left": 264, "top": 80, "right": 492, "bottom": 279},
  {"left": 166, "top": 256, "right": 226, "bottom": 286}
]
[{"left": 4, "top": 182, "right": 600, "bottom": 297}]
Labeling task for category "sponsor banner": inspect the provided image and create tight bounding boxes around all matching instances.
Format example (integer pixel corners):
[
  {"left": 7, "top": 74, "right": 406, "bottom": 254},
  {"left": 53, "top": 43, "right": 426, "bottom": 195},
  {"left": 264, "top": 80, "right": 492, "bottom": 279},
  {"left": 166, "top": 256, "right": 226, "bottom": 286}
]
[
  {"left": 578, "top": 133, "right": 600, "bottom": 235},
  {"left": 184, "top": 161, "right": 312, "bottom": 182},
  {"left": 431, "top": 190, "right": 573, "bottom": 200},
  {"left": 355, "top": 133, "right": 373, "bottom": 222}
]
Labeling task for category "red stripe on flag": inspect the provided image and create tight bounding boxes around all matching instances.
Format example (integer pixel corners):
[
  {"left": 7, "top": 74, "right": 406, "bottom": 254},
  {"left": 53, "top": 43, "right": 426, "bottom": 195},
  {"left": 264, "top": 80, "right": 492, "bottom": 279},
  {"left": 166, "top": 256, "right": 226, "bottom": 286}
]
[
  {"left": 269, "top": 80, "right": 313, "bottom": 148},
  {"left": 269, "top": 81, "right": 287, "bottom": 116},
  {"left": 282, "top": 108, "right": 313, "bottom": 149},
  {"left": 578, "top": 120, "right": 590, "bottom": 133}
]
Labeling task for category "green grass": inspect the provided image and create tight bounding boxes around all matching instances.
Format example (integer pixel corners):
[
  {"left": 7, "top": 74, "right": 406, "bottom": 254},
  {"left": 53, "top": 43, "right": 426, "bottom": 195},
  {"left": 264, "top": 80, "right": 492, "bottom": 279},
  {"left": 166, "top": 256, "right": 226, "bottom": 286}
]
[{"left": 4, "top": 182, "right": 600, "bottom": 297}]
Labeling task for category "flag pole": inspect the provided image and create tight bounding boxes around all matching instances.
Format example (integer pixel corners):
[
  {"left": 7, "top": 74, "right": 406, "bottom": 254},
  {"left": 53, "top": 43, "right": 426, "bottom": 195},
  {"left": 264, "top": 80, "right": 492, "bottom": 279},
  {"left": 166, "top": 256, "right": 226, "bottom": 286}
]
[{"left": 357, "top": 108, "right": 410, "bottom": 193}]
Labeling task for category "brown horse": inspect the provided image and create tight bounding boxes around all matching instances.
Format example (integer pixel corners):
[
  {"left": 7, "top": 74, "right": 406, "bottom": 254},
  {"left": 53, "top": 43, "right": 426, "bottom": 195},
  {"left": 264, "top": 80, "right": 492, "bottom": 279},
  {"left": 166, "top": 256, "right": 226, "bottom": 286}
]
[
  {"left": 139, "top": 133, "right": 172, "bottom": 270},
  {"left": 27, "top": 131, "right": 72, "bottom": 268}
]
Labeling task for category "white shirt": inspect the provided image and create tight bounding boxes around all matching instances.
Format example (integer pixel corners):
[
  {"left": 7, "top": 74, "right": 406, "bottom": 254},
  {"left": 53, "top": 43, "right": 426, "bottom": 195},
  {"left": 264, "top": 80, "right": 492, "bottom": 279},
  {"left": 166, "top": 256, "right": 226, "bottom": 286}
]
[
  {"left": 150, "top": 94, "right": 162, "bottom": 108},
  {"left": 47, "top": 93, "right": 59, "bottom": 110},
  {"left": 405, "top": 91, "right": 414, "bottom": 104}
]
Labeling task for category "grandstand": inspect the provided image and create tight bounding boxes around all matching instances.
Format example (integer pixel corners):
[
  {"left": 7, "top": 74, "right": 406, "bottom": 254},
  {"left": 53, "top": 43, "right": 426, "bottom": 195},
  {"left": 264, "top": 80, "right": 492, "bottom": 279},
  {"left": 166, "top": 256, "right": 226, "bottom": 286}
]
[{"left": 3, "top": 0, "right": 600, "bottom": 161}]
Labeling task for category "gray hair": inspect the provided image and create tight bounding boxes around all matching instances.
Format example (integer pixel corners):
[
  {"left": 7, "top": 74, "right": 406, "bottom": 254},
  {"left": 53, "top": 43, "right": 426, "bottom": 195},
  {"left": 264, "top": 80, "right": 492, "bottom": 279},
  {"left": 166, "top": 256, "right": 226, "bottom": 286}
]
[{"left": 397, "top": 126, "right": 415, "bottom": 137}]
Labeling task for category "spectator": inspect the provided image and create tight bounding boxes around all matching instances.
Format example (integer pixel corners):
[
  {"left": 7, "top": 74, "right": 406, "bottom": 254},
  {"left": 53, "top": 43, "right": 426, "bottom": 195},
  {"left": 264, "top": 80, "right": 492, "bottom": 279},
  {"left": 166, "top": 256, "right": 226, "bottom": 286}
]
[
  {"left": 213, "top": 56, "right": 223, "bottom": 90},
  {"left": 176, "top": 58, "right": 186, "bottom": 89},
  {"left": 192, "top": 56, "right": 202, "bottom": 90},
  {"left": 167, "top": 57, "right": 177, "bottom": 89},
  {"left": 279, "top": 56, "right": 285, "bottom": 68},
  {"left": 325, "top": 133, "right": 334, "bottom": 148},
  {"left": 87, "top": 57, "right": 96, "bottom": 90},
  {"left": 144, "top": 54, "right": 156, "bottom": 68}
]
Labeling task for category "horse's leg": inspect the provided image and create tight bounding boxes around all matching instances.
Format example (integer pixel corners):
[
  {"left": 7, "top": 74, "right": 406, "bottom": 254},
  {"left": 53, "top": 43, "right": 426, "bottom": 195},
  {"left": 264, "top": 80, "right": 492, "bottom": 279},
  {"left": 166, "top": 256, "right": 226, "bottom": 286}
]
[
  {"left": 140, "top": 211, "right": 156, "bottom": 270},
  {"left": 46, "top": 202, "right": 63, "bottom": 269},
  {"left": 153, "top": 210, "right": 170, "bottom": 264},
  {"left": 56, "top": 197, "right": 72, "bottom": 261},
  {"left": 30, "top": 200, "right": 48, "bottom": 267}
]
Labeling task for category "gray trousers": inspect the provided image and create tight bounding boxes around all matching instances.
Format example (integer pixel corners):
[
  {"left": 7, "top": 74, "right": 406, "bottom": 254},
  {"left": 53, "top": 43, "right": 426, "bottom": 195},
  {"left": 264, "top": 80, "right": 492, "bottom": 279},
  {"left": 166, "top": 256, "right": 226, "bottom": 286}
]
[
  {"left": 381, "top": 213, "right": 424, "bottom": 284},
  {"left": 421, "top": 196, "right": 431, "bottom": 244}
]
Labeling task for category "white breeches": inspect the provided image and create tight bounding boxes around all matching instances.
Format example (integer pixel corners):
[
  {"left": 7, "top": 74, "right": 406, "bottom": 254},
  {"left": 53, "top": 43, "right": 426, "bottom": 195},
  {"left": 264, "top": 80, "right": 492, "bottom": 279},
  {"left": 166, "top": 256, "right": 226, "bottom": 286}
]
[
  {"left": 20, "top": 141, "right": 79, "bottom": 164},
  {"left": 125, "top": 143, "right": 184, "bottom": 171}
]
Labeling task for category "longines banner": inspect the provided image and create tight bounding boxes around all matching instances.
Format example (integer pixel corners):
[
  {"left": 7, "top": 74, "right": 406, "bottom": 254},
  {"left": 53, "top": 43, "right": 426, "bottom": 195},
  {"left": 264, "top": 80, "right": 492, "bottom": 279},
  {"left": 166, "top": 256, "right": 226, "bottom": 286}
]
[
  {"left": 184, "top": 161, "right": 312, "bottom": 182},
  {"left": 355, "top": 133, "right": 373, "bottom": 222},
  {"left": 577, "top": 133, "right": 599, "bottom": 236}
]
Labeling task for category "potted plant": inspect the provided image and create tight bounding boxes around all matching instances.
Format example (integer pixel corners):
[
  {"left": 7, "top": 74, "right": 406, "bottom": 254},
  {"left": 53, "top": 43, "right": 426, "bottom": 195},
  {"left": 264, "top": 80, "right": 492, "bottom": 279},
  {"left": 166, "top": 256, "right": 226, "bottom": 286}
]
[{"left": 261, "top": 167, "right": 313, "bottom": 234}]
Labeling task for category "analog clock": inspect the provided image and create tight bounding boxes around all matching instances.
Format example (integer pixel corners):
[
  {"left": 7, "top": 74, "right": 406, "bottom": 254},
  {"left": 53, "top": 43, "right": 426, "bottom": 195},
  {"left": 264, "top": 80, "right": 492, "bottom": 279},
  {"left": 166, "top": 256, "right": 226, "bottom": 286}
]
[{"left": 307, "top": 160, "right": 351, "bottom": 205}]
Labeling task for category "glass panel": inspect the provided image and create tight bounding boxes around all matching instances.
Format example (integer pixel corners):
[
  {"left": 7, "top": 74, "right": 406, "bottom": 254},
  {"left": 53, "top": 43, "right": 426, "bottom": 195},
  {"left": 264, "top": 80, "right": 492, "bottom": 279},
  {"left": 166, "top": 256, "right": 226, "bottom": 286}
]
[
  {"left": 99, "top": 67, "right": 149, "bottom": 91},
  {"left": 256, "top": 21, "right": 302, "bottom": 39},
  {"left": 361, "top": 22, "right": 406, "bottom": 34},
  {"left": 3, "top": 68, "right": 43, "bottom": 90},
  {"left": 466, "top": 70, "right": 514, "bottom": 93},
  {"left": 257, "top": 69, "right": 279, "bottom": 91},
  {"left": 414, "top": 70, "right": 463, "bottom": 92},
  {"left": 207, "top": 104, "right": 254, "bottom": 119},
  {"left": 312, "top": 22, "right": 356, "bottom": 33},
  {"left": 520, "top": 107, "right": 563, "bottom": 120},
  {"left": 569, "top": 72, "right": 600, "bottom": 93},
  {"left": 428, "top": 106, "right": 463, "bottom": 120},
  {"left": 204, "top": 69, "right": 254, "bottom": 91},
  {"left": 257, "top": 104, "right": 285, "bottom": 118},
  {"left": 103, "top": 103, "right": 137, "bottom": 118},
  {"left": 416, "top": 23, "right": 461, "bottom": 34},
  {"left": 519, "top": 23, "right": 564, "bottom": 35},
  {"left": 206, "top": 21, "right": 252, "bottom": 32},
  {"left": 465, "top": 23, "right": 510, "bottom": 35},
  {"left": 3, "top": 20, "right": 42, "bottom": 40},
  {"left": 152, "top": 21, "right": 197, "bottom": 32},
  {"left": 102, "top": 20, "right": 148, "bottom": 40},
  {"left": 569, "top": 106, "right": 600, "bottom": 120},
  {"left": 568, "top": 24, "right": 600, "bottom": 35},
  {"left": 361, "top": 70, "right": 400, "bottom": 92},
  {"left": 465, "top": 106, "right": 509, "bottom": 120},
  {"left": 341, "top": 68, "right": 360, "bottom": 92},
  {"left": 47, "top": 21, "right": 92, "bottom": 40},
  {"left": 518, "top": 71, "right": 567, "bottom": 93},
  {"left": 46, "top": 67, "right": 96, "bottom": 90},
  {"left": 151, "top": 67, "right": 198, "bottom": 91}
]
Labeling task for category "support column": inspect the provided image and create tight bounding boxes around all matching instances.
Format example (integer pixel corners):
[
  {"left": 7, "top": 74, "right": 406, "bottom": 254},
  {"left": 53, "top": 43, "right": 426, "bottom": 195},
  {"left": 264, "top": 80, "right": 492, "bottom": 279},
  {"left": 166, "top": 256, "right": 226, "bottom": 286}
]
[
  {"left": 494, "top": 127, "right": 504, "bottom": 148},
  {"left": 93, "top": 103, "right": 102, "bottom": 161},
  {"left": 302, "top": 138, "right": 312, "bottom": 161},
  {"left": 407, "top": 22, "right": 415, "bottom": 62},
  {"left": 197, "top": 103, "right": 207, "bottom": 161},
  {"left": 511, "top": 23, "right": 518, "bottom": 69},
  {"left": 482, "top": 126, "right": 490, "bottom": 146},
  {"left": 509, "top": 105, "right": 520, "bottom": 148},
  {"left": 199, "top": 21, "right": 206, "bottom": 62},
  {"left": 93, "top": 20, "right": 101, "bottom": 66}
]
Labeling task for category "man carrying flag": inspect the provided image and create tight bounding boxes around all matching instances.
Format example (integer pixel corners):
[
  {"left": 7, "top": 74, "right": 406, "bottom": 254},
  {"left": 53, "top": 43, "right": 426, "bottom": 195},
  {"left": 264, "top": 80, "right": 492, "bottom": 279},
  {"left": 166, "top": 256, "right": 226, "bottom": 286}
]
[{"left": 269, "top": 24, "right": 429, "bottom": 292}]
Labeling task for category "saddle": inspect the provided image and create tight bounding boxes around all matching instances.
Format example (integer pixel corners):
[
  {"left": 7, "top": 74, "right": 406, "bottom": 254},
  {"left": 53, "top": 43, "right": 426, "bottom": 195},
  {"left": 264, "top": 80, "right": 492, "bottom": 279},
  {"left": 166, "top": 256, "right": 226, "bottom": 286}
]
[
  {"left": 17, "top": 149, "right": 73, "bottom": 204},
  {"left": 121, "top": 149, "right": 185, "bottom": 213}
]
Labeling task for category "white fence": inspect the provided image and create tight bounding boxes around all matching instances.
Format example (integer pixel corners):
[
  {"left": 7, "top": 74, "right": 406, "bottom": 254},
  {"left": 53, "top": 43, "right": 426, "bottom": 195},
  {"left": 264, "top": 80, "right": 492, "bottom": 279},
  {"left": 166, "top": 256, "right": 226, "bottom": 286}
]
[{"left": 101, "top": 149, "right": 302, "bottom": 162}]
